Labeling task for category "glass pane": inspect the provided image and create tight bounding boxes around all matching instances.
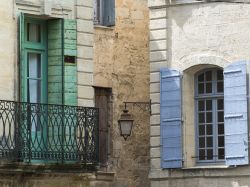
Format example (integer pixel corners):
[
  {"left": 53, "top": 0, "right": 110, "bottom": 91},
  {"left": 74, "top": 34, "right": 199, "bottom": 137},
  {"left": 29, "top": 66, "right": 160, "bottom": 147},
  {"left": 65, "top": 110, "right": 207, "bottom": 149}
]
[
  {"left": 217, "top": 99, "right": 224, "bottom": 110},
  {"left": 199, "top": 125, "right": 205, "bottom": 135},
  {"left": 205, "top": 82, "right": 212, "bottom": 93},
  {"left": 199, "top": 137, "right": 205, "bottom": 148},
  {"left": 207, "top": 149, "right": 213, "bottom": 160},
  {"left": 218, "top": 124, "right": 224, "bottom": 134},
  {"left": 198, "top": 73, "right": 204, "bottom": 82},
  {"left": 205, "top": 71, "right": 212, "bottom": 81},
  {"left": 218, "top": 148, "right": 225, "bottom": 159},
  {"left": 217, "top": 82, "right": 224, "bottom": 93},
  {"left": 217, "top": 70, "right": 223, "bottom": 81},
  {"left": 29, "top": 79, "right": 41, "bottom": 103},
  {"left": 199, "top": 113, "right": 205, "bottom": 123},
  {"left": 206, "top": 100, "right": 212, "bottom": 111},
  {"left": 198, "top": 100, "right": 204, "bottom": 111},
  {"left": 199, "top": 149, "right": 205, "bottom": 160},
  {"left": 198, "top": 83, "right": 204, "bottom": 94},
  {"left": 218, "top": 111, "right": 224, "bottom": 122},
  {"left": 27, "top": 23, "right": 41, "bottom": 42},
  {"left": 218, "top": 136, "right": 224, "bottom": 147},
  {"left": 206, "top": 137, "right": 213, "bottom": 147},
  {"left": 206, "top": 112, "right": 212, "bottom": 123},
  {"left": 28, "top": 53, "right": 41, "bottom": 78},
  {"left": 207, "top": 125, "right": 212, "bottom": 135}
]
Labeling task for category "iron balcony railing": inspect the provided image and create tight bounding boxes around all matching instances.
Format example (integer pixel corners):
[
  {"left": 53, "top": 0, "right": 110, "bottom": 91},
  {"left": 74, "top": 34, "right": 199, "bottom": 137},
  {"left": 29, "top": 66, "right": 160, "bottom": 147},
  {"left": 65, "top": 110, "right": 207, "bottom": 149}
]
[{"left": 0, "top": 100, "right": 99, "bottom": 167}]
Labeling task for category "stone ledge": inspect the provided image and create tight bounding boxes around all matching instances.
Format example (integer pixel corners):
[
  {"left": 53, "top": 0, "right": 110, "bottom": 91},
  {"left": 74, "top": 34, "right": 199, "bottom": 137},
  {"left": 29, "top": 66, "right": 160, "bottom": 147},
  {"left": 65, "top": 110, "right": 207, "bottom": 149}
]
[{"left": 95, "top": 171, "right": 115, "bottom": 181}]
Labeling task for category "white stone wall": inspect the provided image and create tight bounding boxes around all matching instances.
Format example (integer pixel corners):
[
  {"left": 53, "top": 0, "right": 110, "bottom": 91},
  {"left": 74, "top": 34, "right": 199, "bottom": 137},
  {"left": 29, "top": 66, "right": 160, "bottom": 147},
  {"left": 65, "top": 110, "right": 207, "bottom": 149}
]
[
  {"left": 0, "top": 0, "right": 94, "bottom": 106},
  {"left": 149, "top": 1, "right": 250, "bottom": 186}
]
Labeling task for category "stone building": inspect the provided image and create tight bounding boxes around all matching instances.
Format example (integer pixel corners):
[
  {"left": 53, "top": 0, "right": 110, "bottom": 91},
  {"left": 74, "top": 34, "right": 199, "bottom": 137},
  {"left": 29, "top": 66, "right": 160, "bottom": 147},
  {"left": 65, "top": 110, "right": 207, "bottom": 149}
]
[
  {"left": 149, "top": 0, "right": 250, "bottom": 186},
  {"left": 0, "top": 0, "right": 150, "bottom": 186}
]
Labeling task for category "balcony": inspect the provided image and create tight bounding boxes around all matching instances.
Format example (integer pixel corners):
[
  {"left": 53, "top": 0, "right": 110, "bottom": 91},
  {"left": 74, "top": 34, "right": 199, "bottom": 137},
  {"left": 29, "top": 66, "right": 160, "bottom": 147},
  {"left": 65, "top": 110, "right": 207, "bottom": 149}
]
[{"left": 0, "top": 100, "right": 99, "bottom": 170}]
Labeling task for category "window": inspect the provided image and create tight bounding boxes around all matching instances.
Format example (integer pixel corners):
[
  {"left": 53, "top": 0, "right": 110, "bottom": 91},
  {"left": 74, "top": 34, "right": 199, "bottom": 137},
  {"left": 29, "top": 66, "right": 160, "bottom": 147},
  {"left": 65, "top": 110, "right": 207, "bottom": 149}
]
[
  {"left": 94, "top": 0, "right": 115, "bottom": 26},
  {"left": 160, "top": 62, "right": 249, "bottom": 169},
  {"left": 195, "top": 69, "right": 224, "bottom": 162}
]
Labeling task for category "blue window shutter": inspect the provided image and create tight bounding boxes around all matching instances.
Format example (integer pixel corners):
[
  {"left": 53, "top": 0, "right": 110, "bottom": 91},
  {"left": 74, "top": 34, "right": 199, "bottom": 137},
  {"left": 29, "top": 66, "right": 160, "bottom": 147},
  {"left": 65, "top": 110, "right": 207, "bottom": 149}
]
[
  {"left": 224, "top": 61, "right": 248, "bottom": 166},
  {"left": 103, "top": 0, "right": 115, "bottom": 26},
  {"left": 160, "top": 68, "right": 182, "bottom": 169}
]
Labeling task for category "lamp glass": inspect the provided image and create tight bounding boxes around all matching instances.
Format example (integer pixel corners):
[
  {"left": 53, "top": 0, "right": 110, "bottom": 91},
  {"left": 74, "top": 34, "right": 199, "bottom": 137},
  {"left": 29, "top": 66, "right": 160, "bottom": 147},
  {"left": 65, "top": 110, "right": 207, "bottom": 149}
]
[{"left": 120, "top": 120, "right": 133, "bottom": 136}]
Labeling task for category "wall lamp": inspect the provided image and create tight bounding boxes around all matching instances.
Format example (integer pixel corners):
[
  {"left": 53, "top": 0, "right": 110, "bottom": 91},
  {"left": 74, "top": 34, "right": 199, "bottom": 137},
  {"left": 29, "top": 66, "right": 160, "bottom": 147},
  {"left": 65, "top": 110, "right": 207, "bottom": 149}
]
[{"left": 118, "top": 101, "right": 151, "bottom": 141}]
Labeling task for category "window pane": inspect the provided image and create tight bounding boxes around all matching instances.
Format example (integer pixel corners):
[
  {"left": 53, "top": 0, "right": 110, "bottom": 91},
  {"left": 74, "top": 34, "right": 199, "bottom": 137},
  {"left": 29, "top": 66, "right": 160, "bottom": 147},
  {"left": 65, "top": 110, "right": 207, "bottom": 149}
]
[
  {"left": 217, "top": 82, "right": 224, "bottom": 93},
  {"left": 29, "top": 79, "right": 41, "bottom": 103},
  {"left": 218, "top": 148, "right": 225, "bottom": 159},
  {"left": 199, "top": 113, "right": 205, "bottom": 123},
  {"left": 198, "top": 83, "right": 204, "bottom": 94},
  {"left": 217, "top": 99, "right": 224, "bottom": 110},
  {"left": 198, "top": 73, "right": 204, "bottom": 82},
  {"left": 205, "top": 82, "right": 212, "bottom": 93},
  {"left": 207, "top": 149, "right": 213, "bottom": 160},
  {"left": 28, "top": 53, "right": 41, "bottom": 78},
  {"left": 218, "top": 111, "right": 224, "bottom": 122},
  {"left": 218, "top": 136, "right": 224, "bottom": 147},
  {"left": 218, "top": 124, "right": 224, "bottom": 134},
  {"left": 206, "top": 100, "right": 212, "bottom": 111},
  {"left": 27, "top": 23, "right": 41, "bottom": 42},
  {"left": 205, "top": 71, "right": 212, "bottom": 81},
  {"left": 206, "top": 137, "right": 213, "bottom": 147},
  {"left": 199, "top": 149, "right": 205, "bottom": 160},
  {"left": 207, "top": 125, "right": 212, "bottom": 135},
  {"left": 199, "top": 137, "right": 205, "bottom": 148},
  {"left": 217, "top": 70, "right": 223, "bottom": 81},
  {"left": 198, "top": 101, "right": 204, "bottom": 111},
  {"left": 206, "top": 112, "right": 212, "bottom": 123},
  {"left": 199, "top": 125, "right": 205, "bottom": 135}
]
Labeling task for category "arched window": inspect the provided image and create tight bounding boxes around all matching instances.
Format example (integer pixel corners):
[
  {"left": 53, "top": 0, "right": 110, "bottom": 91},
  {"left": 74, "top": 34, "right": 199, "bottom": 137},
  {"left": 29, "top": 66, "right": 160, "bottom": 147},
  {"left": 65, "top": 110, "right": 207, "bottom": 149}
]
[{"left": 195, "top": 69, "right": 224, "bottom": 162}]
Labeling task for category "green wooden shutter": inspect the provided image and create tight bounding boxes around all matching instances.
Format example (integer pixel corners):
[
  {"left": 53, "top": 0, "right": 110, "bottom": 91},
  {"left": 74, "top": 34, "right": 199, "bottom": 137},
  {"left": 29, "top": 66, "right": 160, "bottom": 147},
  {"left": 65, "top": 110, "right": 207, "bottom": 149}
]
[
  {"left": 63, "top": 20, "right": 77, "bottom": 106},
  {"left": 48, "top": 19, "right": 63, "bottom": 105}
]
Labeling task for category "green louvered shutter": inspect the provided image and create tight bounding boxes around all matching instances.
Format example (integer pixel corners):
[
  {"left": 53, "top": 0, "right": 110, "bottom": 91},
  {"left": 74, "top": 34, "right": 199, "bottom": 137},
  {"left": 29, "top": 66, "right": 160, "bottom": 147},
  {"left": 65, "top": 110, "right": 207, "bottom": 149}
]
[{"left": 63, "top": 20, "right": 77, "bottom": 106}]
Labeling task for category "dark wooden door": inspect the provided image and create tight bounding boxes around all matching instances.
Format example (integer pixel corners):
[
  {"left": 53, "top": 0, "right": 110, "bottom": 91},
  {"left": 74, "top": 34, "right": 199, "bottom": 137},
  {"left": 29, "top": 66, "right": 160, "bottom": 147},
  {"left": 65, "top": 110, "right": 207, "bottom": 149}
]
[{"left": 95, "top": 87, "right": 112, "bottom": 167}]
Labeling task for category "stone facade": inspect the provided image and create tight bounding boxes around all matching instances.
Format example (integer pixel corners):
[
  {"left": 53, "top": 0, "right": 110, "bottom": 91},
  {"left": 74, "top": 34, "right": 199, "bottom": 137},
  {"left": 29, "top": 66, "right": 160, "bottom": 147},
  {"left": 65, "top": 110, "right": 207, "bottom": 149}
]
[
  {"left": 149, "top": 0, "right": 250, "bottom": 186},
  {"left": 93, "top": 0, "right": 150, "bottom": 186}
]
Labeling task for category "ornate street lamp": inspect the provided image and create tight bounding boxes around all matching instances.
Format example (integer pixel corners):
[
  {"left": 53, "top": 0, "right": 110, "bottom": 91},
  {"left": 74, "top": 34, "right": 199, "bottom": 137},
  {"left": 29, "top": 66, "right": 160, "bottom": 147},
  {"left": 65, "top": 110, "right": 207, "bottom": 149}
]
[
  {"left": 118, "top": 101, "right": 151, "bottom": 141},
  {"left": 118, "top": 109, "right": 134, "bottom": 141}
]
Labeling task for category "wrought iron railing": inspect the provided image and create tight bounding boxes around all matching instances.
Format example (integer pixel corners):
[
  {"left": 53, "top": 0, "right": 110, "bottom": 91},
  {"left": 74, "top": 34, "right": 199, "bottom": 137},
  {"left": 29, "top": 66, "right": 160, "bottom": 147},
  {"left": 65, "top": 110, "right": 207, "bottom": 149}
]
[{"left": 0, "top": 100, "right": 99, "bottom": 167}]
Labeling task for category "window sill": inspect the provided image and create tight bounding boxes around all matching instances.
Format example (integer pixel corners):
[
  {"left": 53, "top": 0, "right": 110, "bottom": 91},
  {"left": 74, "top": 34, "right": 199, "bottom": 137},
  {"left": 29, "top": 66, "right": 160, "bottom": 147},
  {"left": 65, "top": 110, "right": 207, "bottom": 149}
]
[
  {"left": 94, "top": 25, "right": 115, "bottom": 30},
  {"left": 182, "top": 165, "right": 230, "bottom": 170}
]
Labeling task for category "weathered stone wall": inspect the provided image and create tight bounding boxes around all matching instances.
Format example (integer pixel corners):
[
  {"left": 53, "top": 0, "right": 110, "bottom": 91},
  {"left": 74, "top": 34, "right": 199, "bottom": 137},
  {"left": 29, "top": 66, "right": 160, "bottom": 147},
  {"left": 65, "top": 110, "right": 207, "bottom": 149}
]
[
  {"left": 149, "top": 1, "right": 250, "bottom": 187},
  {"left": 93, "top": 0, "right": 150, "bottom": 186}
]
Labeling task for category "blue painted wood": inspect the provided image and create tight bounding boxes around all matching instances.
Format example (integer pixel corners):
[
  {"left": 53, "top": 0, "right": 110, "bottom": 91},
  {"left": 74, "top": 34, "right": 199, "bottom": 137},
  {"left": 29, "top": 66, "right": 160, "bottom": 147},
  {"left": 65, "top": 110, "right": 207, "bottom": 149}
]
[
  {"left": 104, "top": 0, "right": 115, "bottom": 26},
  {"left": 160, "top": 68, "right": 182, "bottom": 169},
  {"left": 224, "top": 61, "right": 248, "bottom": 166}
]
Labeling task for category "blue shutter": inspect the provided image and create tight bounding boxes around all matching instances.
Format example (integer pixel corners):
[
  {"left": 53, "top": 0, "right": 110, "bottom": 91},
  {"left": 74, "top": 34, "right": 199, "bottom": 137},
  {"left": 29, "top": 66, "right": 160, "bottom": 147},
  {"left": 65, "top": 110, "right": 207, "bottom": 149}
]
[
  {"left": 224, "top": 61, "right": 248, "bottom": 166},
  {"left": 160, "top": 68, "right": 182, "bottom": 168},
  {"left": 103, "top": 0, "right": 115, "bottom": 26}
]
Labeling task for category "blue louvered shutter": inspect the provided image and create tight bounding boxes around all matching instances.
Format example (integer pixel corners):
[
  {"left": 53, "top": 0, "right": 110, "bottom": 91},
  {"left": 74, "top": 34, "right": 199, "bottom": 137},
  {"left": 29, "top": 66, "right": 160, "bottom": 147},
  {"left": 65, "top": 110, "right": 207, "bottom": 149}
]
[
  {"left": 103, "top": 0, "right": 115, "bottom": 26},
  {"left": 224, "top": 61, "right": 248, "bottom": 166},
  {"left": 160, "top": 68, "right": 182, "bottom": 168}
]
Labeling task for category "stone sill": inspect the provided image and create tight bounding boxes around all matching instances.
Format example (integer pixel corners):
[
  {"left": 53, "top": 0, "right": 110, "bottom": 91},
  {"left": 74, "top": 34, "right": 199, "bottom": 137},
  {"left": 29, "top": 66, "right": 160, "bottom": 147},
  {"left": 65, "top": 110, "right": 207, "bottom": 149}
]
[
  {"left": 94, "top": 25, "right": 115, "bottom": 30},
  {"left": 182, "top": 165, "right": 230, "bottom": 170},
  {"left": 96, "top": 171, "right": 115, "bottom": 181}
]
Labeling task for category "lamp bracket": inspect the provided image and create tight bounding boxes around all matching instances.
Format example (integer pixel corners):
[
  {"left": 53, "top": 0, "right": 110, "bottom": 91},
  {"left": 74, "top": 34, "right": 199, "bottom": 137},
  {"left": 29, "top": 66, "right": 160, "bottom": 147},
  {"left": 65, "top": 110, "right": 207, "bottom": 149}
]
[{"left": 123, "top": 100, "right": 151, "bottom": 114}]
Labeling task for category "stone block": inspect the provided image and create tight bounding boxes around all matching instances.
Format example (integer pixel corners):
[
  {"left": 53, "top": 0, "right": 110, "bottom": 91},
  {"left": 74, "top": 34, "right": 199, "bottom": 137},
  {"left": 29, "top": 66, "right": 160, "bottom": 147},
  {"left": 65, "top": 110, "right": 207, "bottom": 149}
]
[
  {"left": 150, "top": 51, "right": 167, "bottom": 62},
  {"left": 150, "top": 40, "right": 167, "bottom": 51},
  {"left": 150, "top": 72, "right": 160, "bottom": 83},
  {"left": 78, "top": 72, "right": 93, "bottom": 86},
  {"left": 150, "top": 61, "right": 167, "bottom": 72},
  {"left": 78, "top": 85, "right": 94, "bottom": 99},
  {"left": 151, "top": 125, "right": 160, "bottom": 136},
  {"left": 150, "top": 8, "right": 167, "bottom": 19},
  {"left": 77, "top": 46, "right": 93, "bottom": 59},
  {"left": 77, "top": 32, "right": 93, "bottom": 46},
  {"left": 150, "top": 147, "right": 160, "bottom": 158},
  {"left": 150, "top": 19, "right": 167, "bottom": 30},
  {"left": 150, "top": 115, "right": 160, "bottom": 125},
  {"left": 77, "top": 6, "right": 92, "bottom": 20},
  {"left": 148, "top": 0, "right": 167, "bottom": 7},
  {"left": 77, "top": 19, "right": 93, "bottom": 33},
  {"left": 150, "top": 29, "right": 167, "bottom": 41},
  {"left": 150, "top": 83, "right": 160, "bottom": 94},
  {"left": 77, "top": 59, "right": 93, "bottom": 73}
]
